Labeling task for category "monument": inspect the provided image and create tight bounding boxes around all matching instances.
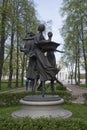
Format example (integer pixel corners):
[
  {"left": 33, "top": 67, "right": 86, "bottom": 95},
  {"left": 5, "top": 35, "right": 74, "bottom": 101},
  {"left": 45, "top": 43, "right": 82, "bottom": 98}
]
[{"left": 12, "top": 24, "right": 72, "bottom": 118}]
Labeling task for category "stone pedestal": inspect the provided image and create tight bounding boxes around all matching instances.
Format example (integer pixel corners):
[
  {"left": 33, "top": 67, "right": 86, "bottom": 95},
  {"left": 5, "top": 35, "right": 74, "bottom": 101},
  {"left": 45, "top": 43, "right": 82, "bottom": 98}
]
[{"left": 12, "top": 95, "right": 72, "bottom": 118}]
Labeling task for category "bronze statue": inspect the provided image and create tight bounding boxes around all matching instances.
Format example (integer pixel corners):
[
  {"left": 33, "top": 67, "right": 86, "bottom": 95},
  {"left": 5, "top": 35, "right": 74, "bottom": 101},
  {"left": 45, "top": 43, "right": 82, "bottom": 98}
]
[{"left": 20, "top": 24, "right": 63, "bottom": 97}]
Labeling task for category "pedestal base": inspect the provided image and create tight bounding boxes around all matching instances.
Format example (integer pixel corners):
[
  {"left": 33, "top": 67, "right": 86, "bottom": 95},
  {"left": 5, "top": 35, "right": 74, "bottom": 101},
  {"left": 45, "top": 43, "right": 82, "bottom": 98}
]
[{"left": 12, "top": 95, "right": 72, "bottom": 118}]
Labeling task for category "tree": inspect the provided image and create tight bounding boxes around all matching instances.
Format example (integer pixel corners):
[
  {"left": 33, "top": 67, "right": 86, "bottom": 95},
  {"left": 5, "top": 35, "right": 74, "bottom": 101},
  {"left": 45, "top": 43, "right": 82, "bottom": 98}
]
[
  {"left": 0, "top": 0, "right": 8, "bottom": 89},
  {"left": 60, "top": 0, "right": 87, "bottom": 86},
  {"left": 0, "top": 0, "right": 40, "bottom": 89}
]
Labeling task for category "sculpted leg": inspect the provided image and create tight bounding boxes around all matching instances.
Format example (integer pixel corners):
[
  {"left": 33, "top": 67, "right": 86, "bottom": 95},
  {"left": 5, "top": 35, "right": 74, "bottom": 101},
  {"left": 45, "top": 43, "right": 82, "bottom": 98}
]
[
  {"left": 55, "top": 77, "right": 64, "bottom": 87},
  {"left": 50, "top": 79, "right": 55, "bottom": 95},
  {"left": 42, "top": 81, "right": 45, "bottom": 97},
  {"left": 31, "top": 79, "right": 37, "bottom": 94}
]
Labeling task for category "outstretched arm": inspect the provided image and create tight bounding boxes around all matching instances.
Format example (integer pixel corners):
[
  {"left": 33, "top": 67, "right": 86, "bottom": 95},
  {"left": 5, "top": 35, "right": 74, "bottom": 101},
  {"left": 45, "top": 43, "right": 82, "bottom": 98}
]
[
  {"left": 56, "top": 50, "right": 65, "bottom": 53},
  {"left": 19, "top": 44, "right": 28, "bottom": 54}
]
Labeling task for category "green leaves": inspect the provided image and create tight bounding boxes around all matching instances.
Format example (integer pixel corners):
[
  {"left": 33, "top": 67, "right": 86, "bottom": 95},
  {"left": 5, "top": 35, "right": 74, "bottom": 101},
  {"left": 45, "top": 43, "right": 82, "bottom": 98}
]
[
  {"left": 60, "top": 0, "right": 87, "bottom": 85},
  {"left": 0, "top": 116, "right": 87, "bottom": 130}
]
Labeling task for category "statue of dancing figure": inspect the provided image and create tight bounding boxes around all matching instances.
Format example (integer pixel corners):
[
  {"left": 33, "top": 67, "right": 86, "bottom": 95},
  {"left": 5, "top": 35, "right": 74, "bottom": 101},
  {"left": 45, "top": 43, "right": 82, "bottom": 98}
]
[{"left": 20, "top": 24, "right": 63, "bottom": 97}]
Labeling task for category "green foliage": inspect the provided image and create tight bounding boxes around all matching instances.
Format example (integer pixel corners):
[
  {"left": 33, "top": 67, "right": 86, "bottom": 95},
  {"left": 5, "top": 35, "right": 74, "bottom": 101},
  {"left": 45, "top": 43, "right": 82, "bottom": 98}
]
[
  {"left": 60, "top": 0, "right": 87, "bottom": 85},
  {"left": 0, "top": 80, "right": 22, "bottom": 92},
  {"left": 0, "top": 106, "right": 21, "bottom": 118},
  {"left": 80, "top": 84, "right": 87, "bottom": 88},
  {"left": 83, "top": 93, "right": 87, "bottom": 104},
  {"left": 0, "top": 116, "right": 87, "bottom": 130},
  {"left": 0, "top": 92, "right": 29, "bottom": 106},
  {"left": 63, "top": 103, "right": 87, "bottom": 121},
  {"left": 55, "top": 83, "right": 66, "bottom": 90},
  {"left": 0, "top": 89, "right": 72, "bottom": 107},
  {"left": 39, "top": 83, "right": 72, "bottom": 103},
  {"left": 45, "top": 83, "right": 66, "bottom": 92},
  {"left": 56, "top": 90, "right": 72, "bottom": 103},
  {"left": 0, "top": 0, "right": 40, "bottom": 90}
]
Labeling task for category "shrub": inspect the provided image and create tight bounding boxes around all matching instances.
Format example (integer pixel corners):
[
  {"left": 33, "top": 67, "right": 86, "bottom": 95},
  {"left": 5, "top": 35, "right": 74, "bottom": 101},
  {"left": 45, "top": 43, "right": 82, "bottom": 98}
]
[
  {"left": 55, "top": 83, "right": 66, "bottom": 91},
  {"left": 83, "top": 93, "right": 87, "bottom": 104},
  {"left": 45, "top": 83, "right": 66, "bottom": 92},
  {"left": 0, "top": 117, "right": 87, "bottom": 130},
  {"left": 0, "top": 89, "right": 72, "bottom": 107},
  {"left": 56, "top": 90, "right": 72, "bottom": 103},
  {"left": 0, "top": 92, "right": 30, "bottom": 106},
  {"left": 80, "top": 84, "right": 87, "bottom": 88}
]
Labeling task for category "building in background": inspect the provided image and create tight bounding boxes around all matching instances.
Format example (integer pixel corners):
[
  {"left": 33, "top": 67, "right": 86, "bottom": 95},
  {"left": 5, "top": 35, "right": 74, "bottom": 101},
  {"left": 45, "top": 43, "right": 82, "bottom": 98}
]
[{"left": 56, "top": 61, "right": 85, "bottom": 84}]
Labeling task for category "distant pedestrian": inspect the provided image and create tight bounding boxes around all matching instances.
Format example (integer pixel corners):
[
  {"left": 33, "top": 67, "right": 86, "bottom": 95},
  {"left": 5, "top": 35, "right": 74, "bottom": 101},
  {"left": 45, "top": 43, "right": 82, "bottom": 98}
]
[{"left": 25, "top": 80, "right": 29, "bottom": 91}]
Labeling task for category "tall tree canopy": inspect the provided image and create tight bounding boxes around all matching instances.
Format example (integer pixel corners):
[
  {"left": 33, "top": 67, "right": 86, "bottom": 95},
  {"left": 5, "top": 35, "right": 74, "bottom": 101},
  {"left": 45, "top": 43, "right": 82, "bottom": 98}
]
[
  {"left": 0, "top": 0, "right": 40, "bottom": 89},
  {"left": 60, "top": 0, "right": 87, "bottom": 85}
]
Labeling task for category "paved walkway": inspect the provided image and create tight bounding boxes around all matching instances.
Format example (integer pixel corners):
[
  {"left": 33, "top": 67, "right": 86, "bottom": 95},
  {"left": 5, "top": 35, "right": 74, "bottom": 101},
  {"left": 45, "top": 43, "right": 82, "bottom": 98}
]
[
  {"left": 0, "top": 87, "right": 30, "bottom": 94},
  {"left": 66, "top": 84, "right": 87, "bottom": 104}
]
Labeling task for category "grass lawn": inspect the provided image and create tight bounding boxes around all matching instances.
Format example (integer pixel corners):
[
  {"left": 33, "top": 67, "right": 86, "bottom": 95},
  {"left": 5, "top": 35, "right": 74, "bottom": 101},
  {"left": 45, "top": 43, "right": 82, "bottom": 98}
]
[
  {"left": 80, "top": 84, "right": 87, "bottom": 88},
  {"left": 0, "top": 81, "right": 24, "bottom": 92},
  {"left": 63, "top": 103, "right": 87, "bottom": 122},
  {"left": 0, "top": 105, "right": 21, "bottom": 118}
]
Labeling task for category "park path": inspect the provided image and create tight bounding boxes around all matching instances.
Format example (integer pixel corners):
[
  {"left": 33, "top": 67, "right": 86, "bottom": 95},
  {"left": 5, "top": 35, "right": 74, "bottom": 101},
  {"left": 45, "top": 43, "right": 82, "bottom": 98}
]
[
  {"left": 0, "top": 87, "right": 30, "bottom": 94},
  {"left": 65, "top": 84, "right": 87, "bottom": 104}
]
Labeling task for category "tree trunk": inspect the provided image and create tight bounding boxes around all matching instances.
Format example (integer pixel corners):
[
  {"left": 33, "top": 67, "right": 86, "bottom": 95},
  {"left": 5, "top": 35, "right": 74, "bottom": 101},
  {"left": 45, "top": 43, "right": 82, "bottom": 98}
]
[
  {"left": 80, "top": 18, "right": 87, "bottom": 86},
  {"left": 0, "top": 4, "right": 6, "bottom": 89},
  {"left": 15, "top": 31, "right": 19, "bottom": 87},
  {"left": 77, "top": 45, "right": 80, "bottom": 86},
  {"left": 71, "top": 71, "right": 73, "bottom": 85},
  {"left": 74, "top": 44, "right": 78, "bottom": 85},
  {"left": 21, "top": 54, "right": 25, "bottom": 87},
  {"left": 75, "top": 58, "right": 78, "bottom": 85},
  {"left": 8, "top": 25, "right": 14, "bottom": 88}
]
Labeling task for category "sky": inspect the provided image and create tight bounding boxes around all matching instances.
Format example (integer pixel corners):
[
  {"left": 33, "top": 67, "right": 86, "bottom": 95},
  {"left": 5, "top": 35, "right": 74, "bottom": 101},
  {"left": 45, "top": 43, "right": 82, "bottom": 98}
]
[{"left": 34, "top": 0, "right": 64, "bottom": 61}]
